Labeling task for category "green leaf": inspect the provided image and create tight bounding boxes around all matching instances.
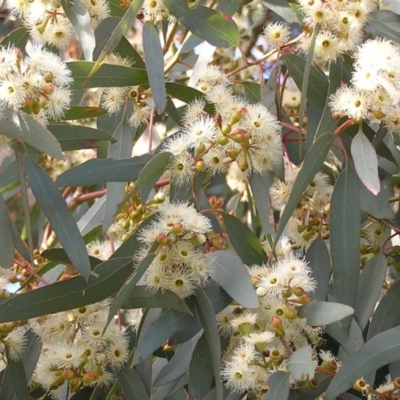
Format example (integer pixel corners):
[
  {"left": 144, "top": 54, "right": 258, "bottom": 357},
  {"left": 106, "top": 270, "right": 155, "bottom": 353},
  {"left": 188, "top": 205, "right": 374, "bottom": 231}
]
[
  {"left": 121, "top": 286, "right": 191, "bottom": 314},
  {"left": 305, "top": 237, "right": 331, "bottom": 301},
  {"left": 88, "top": 0, "right": 145, "bottom": 77},
  {"left": 0, "top": 27, "right": 29, "bottom": 49},
  {"left": 41, "top": 248, "right": 101, "bottom": 270},
  {"left": 47, "top": 124, "right": 115, "bottom": 152},
  {"left": 367, "top": 280, "right": 400, "bottom": 340},
  {"left": 56, "top": 154, "right": 151, "bottom": 187},
  {"left": 330, "top": 166, "right": 361, "bottom": 309},
  {"left": 354, "top": 253, "right": 387, "bottom": 331},
  {"left": 242, "top": 82, "right": 261, "bottom": 104},
  {"left": 106, "top": 253, "right": 156, "bottom": 330},
  {"left": 0, "top": 194, "right": 14, "bottom": 268},
  {"left": 61, "top": 0, "right": 95, "bottom": 61},
  {"left": 68, "top": 61, "right": 148, "bottom": 89},
  {"left": 0, "top": 258, "right": 132, "bottom": 323},
  {"left": 262, "top": 371, "right": 290, "bottom": 400},
  {"left": 164, "top": 0, "right": 239, "bottom": 48},
  {"left": 59, "top": 106, "right": 108, "bottom": 120},
  {"left": 283, "top": 53, "right": 329, "bottom": 111},
  {"left": 208, "top": 250, "right": 259, "bottom": 308},
  {"left": 143, "top": 21, "right": 166, "bottom": 114},
  {"left": 0, "top": 108, "right": 64, "bottom": 159},
  {"left": 274, "top": 133, "right": 334, "bottom": 246},
  {"left": 118, "top": 366, "right": 149, "bottom": 400},
  {"left": 165, "top": 82, "right": 214, "bottom": 114},
  {"left": 193, "top": 287, "right": 223, "bottom": 400},
  {"left": 249, "top": 173, "right": 275, "bottom": 236},
  {"left": 351, "top": 130, "right": 380, "bottom": 195},
  {"left": 222, "top": 213, "right": 267, "bottom": 265},
  {"left": 24, "top": 157, "right": 91, "bottom": 280},
  {"left": 263, "top": 0, "right": 299, "bottom": 24},
  {"left": 325, "top": 326, "right": 400, "bottom": 400},
  {"left": 287, "top": 346, "right": 316, "bottom": 381},
  {"left": 298, "top": 301, "right": 354, "bottom": 326},
  {"left": 367, "top": 10, "right": 400, "bottom": 46},
  {"left": 2, "top": 357, "right": 30, "bottom": 400},
  {"left": 188, "top": 333, "right": 214, "bottom": 399}
]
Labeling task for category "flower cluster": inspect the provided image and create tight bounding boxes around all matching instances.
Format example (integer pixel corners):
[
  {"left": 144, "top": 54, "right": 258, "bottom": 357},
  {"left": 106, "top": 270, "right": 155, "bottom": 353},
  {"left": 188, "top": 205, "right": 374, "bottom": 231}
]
[
  {"left": 136, "top": 201, "right": 213, "bottom": 298},
  {"left": 5, "top": 0, "right": 109, "bottom": 49},
  {"left": 330, "top": 38, "right": 400, "bottom": 134},
  {"left": 298, "top": 0, "right": 377, "bottom": 64},
  {"left": 0, "top": 45, "right": 72, "bottom": 124},
  {"left": 163, "top": 65, "right": 282, "bottom": 186},
  {"left": 142, "top": 0, "right": 170, "bottom": 22},
  {"left": 270, "top": 165, "right": 333, "bottom": 249},
  {"left": 101, "top": 54, "right": 154, "bottom": 128},
  {"left": 219, "top": 252, "right": 323, "bottom": 395},
  {"left": 30, "top": 300, "right": 129, "bottom": 399}
]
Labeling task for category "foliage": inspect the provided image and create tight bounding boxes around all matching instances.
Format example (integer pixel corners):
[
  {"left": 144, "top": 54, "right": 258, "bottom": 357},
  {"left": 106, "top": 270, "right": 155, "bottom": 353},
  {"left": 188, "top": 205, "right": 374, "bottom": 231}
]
[{"left": 1, "top": 0, "right": 400, "bottom": 399}]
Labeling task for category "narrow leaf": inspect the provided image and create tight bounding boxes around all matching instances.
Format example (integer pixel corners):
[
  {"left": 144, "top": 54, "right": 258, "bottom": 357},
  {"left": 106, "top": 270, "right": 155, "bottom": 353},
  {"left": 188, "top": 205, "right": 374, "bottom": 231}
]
[
  {"left": 68, "top": 61, "right": 148, "bottom": 89},
  {"left": 367, "top": 10, "right": 400, "bottom": 46},
  {"left": 367, "top": 280, "right": 400, "bottom": 340},
  {"left": 355, "top": 253, "right": 387, "bottom": 330},
  {"left": 164, "top": 0, "right": 239, "bottom": 48},
  {"left": 88, "top": 0, "right": 144, "bottom": 77},
  {"left": 106, "top": 253, "right": 156, "bottom": 330},
  {"left": 275, "top": 133, "right": 334, "bottom": 246},
  {"left": 61, "top": 0, "right": 95, "bottom": 61},
  {"left": 193, "top": 287, "right": 223, "bottom": 400},
  {"left": 208, "top": 250, "right": 259, "bottom": 308},
  {"left": 0, "top": 194, "right": 14, "bottom": 268},
  {"left": 298, "top": 301, "right": 354, "bottom": 326},
  {"left": 143, "top": 21, "right": 166, "bottom": 113},
  {"left": 0, "top": 27, "right": 29, "bottom": 48},
  {"left": 0, "top": 107, "right": 64, "bottom": 159},
  {"left": 24, "top": 157, "right": 91, "bottom": 280},
  {"left": 222, "top": 213, "right": 267, "bottom": 265},
  {"left": 56, "top": 155, "right": 151, "bottom": 187},
  {"left": 0, "top": 258, "right": 132, "bottom": 323},
  {"left": 118, "top": 366, "right": 149, "bottom": 400},
  {"left": 330, "top": 167, "right": 361, "bottom": 309},
  {"left": 263, "top": 0, "right": 299, "bottom": 23},
  {"left": 351, "top": 130, "right": 380, "bottom": 195},
  {"left": 3, "top": 357, "right": 29, "bottom": 400},
  {"left": 263, "top": 371, "right": 290, "bottom": 400},
  {"left": 325, "top": 326, "right": 400, "bottom": 399},
  {"left": 57, "top": 106, "right": 107, "bottom": 120}
]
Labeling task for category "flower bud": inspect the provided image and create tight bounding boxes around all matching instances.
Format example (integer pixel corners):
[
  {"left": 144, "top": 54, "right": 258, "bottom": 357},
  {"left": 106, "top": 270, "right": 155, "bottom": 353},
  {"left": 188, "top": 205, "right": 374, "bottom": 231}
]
[
  {"left": 229, "top": 108, "right": 247, "bottom": 125},
  {"left": 221, "top": 124, "right": 231, "bottom": 135},
  {"left": 271, "top": 316, "right": 284, "bottom": 336},
  {"left": 238, "top": 322, "right": 252, "bottom": 336},
  {"left": 156, "top": 233, "right": 169, "bottom": 245}
]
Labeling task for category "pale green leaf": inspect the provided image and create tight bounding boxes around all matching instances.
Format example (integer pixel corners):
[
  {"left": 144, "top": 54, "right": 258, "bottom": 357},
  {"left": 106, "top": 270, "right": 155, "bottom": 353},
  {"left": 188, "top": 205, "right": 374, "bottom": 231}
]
[
  {"left": 298, "top": 301, "right": 354, "bottom": 326},
  {"left": 287, "top": 346, "right": 316, "bottom": 381}
]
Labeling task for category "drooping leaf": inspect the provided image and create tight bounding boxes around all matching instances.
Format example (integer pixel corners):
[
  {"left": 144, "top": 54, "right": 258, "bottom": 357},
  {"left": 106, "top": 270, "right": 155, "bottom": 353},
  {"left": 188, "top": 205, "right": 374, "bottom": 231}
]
[
  {"left": 68, "top": 61, "right": 148, "bottom": 89},
  {"left": 283, "top": 53, "right": 329, "bottom": 111},
  {"left": 351, "top": 129, "right": 381, "bottom": 195},
  {"left": 0, "top": 194, "right": 14, "bottom": 268},
  {"left": 287, "top": 346, "right": 316, "bottom": 381},
  {"left": 143, "top": 21, "right": 166, "bottom": 114},
  {"left": 188, "top": 333, "right": 214, "bottom": 399},
  {"left": 274, "top": 133, "right": 334, "bottom": 246},
  {"left": 367, "top": 280, "right": 400, "bottom": 340},
  {"left": 59, "top": 106, "right": 108, "bottom": 120},
  {"left": 61, "top": 0, "right": 95, "bottom": 61},
  {"left": 56, "top": 154, "right": 151, "bottom": 187},
  {"left": 24, "top": 157, "right": 91, "bottom": 280},
  {"left": 262, "top": 371, "right": 290, "bottom": 400},
  {"left": 87, "top": 0, "right": 145, "bottom": 77},
  {"left": 164, "top": 0, "right": 239, "bottom": 48},
  {"left": 367, "top": 10, "right": 400, "bottom": 46},
  {"left": 208, "top": 250, "right": 259, "bottom": 308},
  {"left": 118, "top": 366, "right": 149, "bottom": 400},
  {"left": 325, "top": 326, "right": 400, "bottom": 399},
  {"left": 2, "top": 357, "right": 30, "bottom": 400},
  {"left": 263, "top": 0, "right": 299, "bottom": 23},
  {"left": 222, "top": 213, "right": 267, "bottom": 265},
  {"left": 121, "top": 286, "right": 191, "bottom": 315},
  {"left": 0, "top": 108, "right": 64, "bottom": 159},
  {"left": 105, "top": 253, "right": 156, "bottom": 329},
  {"left": 0, "top": 258, "right": 133, "bottom": 323},
  {"left": 305, "top": 237, "right": 331, "bottom": 301},
  {"left": 354, "top": 253, "right": 387, "bottom": 331},
  {"left": 298, "top": 301, "right": 354, "bottom": 326},
  {"left": 330, "top": 166, "right": 361, "bottom": 309},
  {"left": 193, "top": 287, "right": 223, "bottom": 400}
]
